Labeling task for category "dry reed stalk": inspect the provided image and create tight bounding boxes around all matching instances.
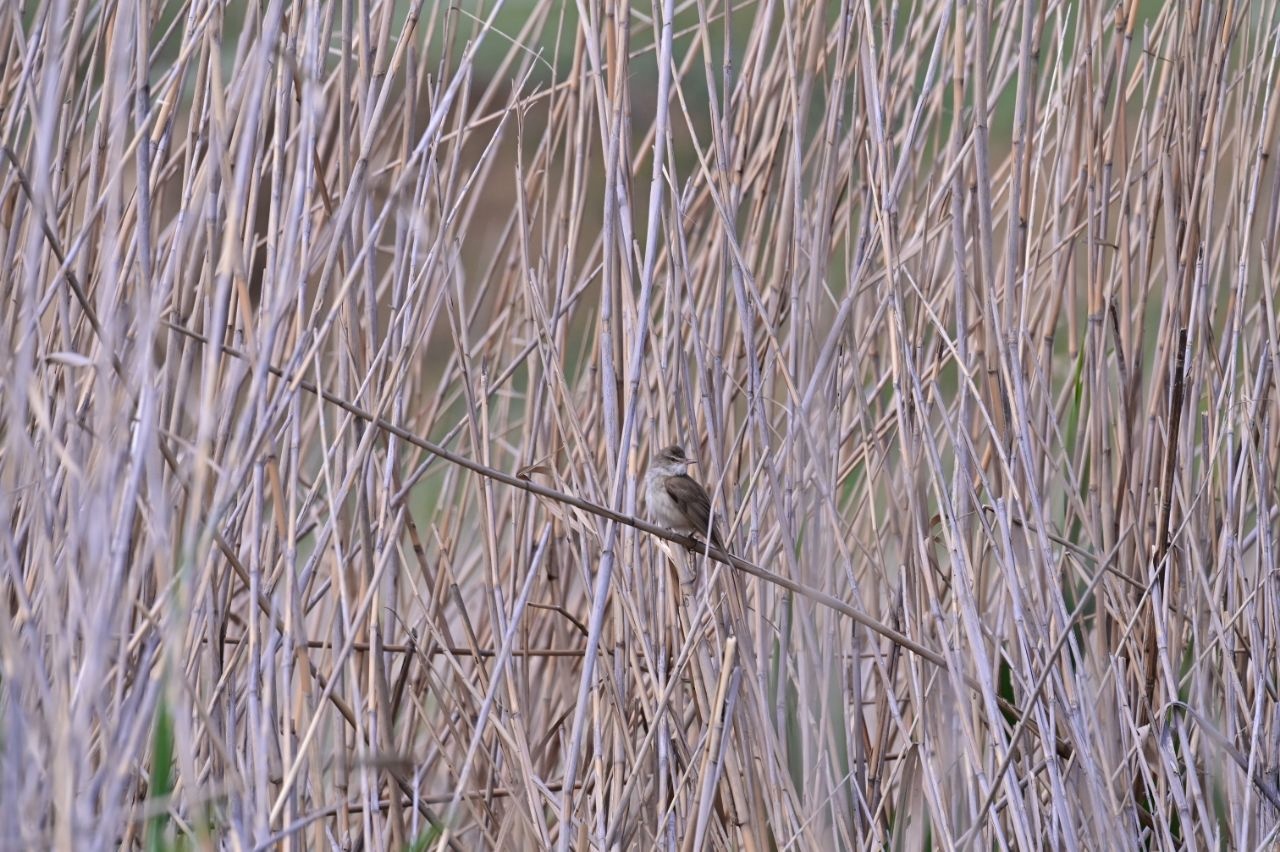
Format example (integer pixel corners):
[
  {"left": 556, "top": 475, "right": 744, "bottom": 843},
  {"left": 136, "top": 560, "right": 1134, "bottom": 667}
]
[{"left": 2, "top": 0, "right": 1279, "bottom": 849}]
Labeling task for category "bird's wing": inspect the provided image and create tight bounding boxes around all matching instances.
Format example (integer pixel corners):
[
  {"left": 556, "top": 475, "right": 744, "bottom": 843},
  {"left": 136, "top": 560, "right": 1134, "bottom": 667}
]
[{"left": 665, "top": 475, "right": 722, "bottom": 546}]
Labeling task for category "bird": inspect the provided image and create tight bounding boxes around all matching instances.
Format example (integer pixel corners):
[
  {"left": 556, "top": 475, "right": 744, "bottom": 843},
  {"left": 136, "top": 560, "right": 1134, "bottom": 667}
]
[{"left": 644, "top": 444, "right": 726, "bottom": 552}]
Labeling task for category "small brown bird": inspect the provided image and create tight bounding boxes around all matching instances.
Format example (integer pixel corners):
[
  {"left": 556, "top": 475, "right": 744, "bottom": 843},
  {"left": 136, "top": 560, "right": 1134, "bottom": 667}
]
[{"left": 644, "top": 445, "right": 726, "bottom": 552}]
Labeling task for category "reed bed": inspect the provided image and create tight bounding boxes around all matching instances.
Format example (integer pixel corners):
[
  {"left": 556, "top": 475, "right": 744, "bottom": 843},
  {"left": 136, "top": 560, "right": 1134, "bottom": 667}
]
[{"left": 2, "top": 0, "right": 1279, "bottom": 848}]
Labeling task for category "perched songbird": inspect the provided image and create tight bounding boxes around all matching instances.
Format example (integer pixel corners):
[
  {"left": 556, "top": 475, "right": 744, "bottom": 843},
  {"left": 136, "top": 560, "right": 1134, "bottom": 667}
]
[{"left": 644, "top": 444, "right": 726, "bottom": 552}]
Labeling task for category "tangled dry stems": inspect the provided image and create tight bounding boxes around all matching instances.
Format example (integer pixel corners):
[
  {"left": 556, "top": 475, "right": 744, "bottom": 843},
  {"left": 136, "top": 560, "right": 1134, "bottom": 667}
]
[{"left": 2, "top": 0, "right": 1279, "bottom": 849}]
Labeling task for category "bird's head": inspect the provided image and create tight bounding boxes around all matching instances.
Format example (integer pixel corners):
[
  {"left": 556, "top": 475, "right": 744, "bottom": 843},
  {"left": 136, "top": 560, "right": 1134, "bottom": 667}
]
[{"left": 652, "top": 444, "right": 692, "bottom": 476}]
